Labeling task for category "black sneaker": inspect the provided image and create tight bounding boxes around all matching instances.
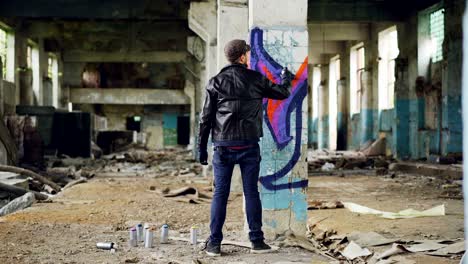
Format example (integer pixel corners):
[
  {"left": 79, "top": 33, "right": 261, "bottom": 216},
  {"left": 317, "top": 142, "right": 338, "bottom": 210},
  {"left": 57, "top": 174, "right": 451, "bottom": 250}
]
[
  {"left": 250, "top": 240, "right": 273, "bottom": 254},
  {"left": 202, "top": 240, "right": 221, "bottom": 257}
]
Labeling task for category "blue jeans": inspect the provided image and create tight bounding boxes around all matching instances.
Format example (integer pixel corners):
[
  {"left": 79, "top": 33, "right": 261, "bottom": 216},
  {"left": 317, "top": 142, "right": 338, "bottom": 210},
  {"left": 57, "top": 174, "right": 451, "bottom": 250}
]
[{"left": 209, "top": 144, "right": 264, "bottom": 245}]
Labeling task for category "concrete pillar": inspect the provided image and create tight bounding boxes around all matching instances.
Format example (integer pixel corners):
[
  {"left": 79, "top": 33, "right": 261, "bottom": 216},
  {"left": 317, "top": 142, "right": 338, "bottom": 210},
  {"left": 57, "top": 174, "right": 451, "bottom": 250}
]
[
  {"left": 188, "top": 0, "right": 218, "bottom": 157},
  {"left": 393, "top": 58, "right": 411, "bottom": 158},
  {"left": 16, "top": 34, "right": 33, "bottom": 106},
  {"left": 441, "top": 0, "right": 463, "bottom": 155},
  {"left": 360, "top": 70, "right": 373, "bottom": 145},
  {"left": 318, "top": 65, "right": 329, "bottom": 150},
  {"left": 217, "top": 0, "right": 248, "bottom": 70},
  {"left": 336, "top": 79, "right": 347, "bottom": 150},
  {"left": 394, "top": 19, "right": 418, "bottom": 159},
  {"left": 249, "top": 0, "right": 309, "bottom": 237}
]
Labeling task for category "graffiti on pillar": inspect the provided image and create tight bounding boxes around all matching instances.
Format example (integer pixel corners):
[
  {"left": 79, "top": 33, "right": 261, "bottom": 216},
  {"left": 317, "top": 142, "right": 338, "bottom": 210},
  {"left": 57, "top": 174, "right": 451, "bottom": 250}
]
[{"left": 250, "top": 27, "right": 308, "bottom": 191}]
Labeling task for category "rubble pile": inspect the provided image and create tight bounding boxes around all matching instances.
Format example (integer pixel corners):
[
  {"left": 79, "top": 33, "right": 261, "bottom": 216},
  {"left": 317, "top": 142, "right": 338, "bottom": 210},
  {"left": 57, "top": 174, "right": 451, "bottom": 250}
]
[
  {"left": 0, "top": 147, "right": 202, "bottom": 217},
  {"left": 279, "top": 218, "right": 465, "bottom": 263},
  {"left": 308, "top": 150, "right": 392, "bottom": 176}
]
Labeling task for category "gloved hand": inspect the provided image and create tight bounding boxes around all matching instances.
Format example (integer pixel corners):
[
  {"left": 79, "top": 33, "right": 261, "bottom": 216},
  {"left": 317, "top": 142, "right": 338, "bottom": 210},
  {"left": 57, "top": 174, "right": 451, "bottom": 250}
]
[
  {"left": 280, "top": 67, "right": 293, "bottom": 85},
  {"left": 199, "top": 149, "right": 208, "bottom": 165}
]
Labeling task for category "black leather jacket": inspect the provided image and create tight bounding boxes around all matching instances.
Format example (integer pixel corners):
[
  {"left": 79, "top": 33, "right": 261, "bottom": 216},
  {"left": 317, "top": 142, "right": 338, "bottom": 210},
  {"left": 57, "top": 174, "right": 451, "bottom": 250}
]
[{"left": 198, "top": 63, "right": 291, "bottom": 151}]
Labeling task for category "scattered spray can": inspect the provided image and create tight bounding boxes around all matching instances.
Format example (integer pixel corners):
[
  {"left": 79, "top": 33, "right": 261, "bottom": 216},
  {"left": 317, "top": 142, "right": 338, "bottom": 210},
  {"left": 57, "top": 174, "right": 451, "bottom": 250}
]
[
  {"left": 160, "top": 224, "right": 169, "bottom": 244},
  {"left": 136, "top": 223, "right": 144, "bottom": 242},
  {"left": 129, "top": 227, "right": 137, "bottom": 247},
  {"left": 143, "top": 223, "right": 150, "bottom": 240},
  {"left": 96, "top": 242, "right": 115, "bottom": 250},
  {"left": 190, "top": 226, "right": 198, "bottom": 245},
  {"left": 145, "top": 227, "right": 154, "bottom": 248}
]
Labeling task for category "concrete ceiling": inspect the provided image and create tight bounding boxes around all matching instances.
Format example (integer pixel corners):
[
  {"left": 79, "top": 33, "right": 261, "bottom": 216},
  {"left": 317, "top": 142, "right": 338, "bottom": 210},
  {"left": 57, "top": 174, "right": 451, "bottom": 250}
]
[
  {"left": 308, "top": 0, "right": 441, "bottom": 22},
  {"left": 0, "top": 0, "right": 190, "bottom": 20}
]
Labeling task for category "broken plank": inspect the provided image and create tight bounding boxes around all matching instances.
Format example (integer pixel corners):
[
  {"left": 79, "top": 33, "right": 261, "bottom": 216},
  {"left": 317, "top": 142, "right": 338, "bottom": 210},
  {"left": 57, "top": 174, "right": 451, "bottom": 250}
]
[{"left": 0, "top": 181, "right": 49, "bottom": 200}]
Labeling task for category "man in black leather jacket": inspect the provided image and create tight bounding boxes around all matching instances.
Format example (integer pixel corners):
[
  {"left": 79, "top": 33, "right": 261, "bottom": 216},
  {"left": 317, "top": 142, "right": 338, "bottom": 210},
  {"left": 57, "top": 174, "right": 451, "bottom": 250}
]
[{"left": 198, "top": 39, "right": 291, "bottom": 256}]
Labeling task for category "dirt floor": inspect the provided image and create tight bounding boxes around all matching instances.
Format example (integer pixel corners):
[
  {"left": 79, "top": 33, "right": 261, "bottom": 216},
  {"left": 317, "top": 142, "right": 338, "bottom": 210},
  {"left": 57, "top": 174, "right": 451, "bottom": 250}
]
[{"left": 0, "top": 162, "right": 464, "bottom": 263}]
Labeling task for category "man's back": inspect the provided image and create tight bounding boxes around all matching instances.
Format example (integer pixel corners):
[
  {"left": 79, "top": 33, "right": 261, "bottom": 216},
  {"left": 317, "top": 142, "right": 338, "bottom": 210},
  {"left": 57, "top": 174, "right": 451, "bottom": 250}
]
[{"left": 199, "top": 63, "right": 291, "bottom": 147}]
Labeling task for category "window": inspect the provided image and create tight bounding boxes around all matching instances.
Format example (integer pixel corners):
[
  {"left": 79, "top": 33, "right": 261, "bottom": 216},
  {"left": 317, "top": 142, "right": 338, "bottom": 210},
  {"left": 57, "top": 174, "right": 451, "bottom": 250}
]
[
  {"left": 48, "top": 53, "right": 59, "bottom": 107},
  {"left": 0, "top": 28, "right": 6, "bottom": 79},
  {"left": 0, "top": 25, "right": 15, "bottom": 82},
  {"left": 378, "top": 26, "right": 399, "bottom": 110},
  {"left": 27, "top": 45, "right": 32, "bottom": 69},
  {"left": 430, "top": 8, "right": 444, "bottom": 62},
  {"left": 29, "top": 41, "right": 40, "bottom": 104},
  {"left": 329, "top": 56, "right": 340, "bottom": 150},
  {"left": 350, "top": 43, "right": 365, "bottom": 115}
]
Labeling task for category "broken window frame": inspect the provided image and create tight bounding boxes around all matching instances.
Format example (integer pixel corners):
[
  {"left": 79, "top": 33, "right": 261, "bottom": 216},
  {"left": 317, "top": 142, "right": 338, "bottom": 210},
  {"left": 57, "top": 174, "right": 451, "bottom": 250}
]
[
  {"left": 350, "top": 43, "right": 365, "bottom": 115},
  {"left": 0, "top": 23, "right": 14, "bottom": 82},
  {"left": 430, "top": 8, "right": 445, "bottom": 63},
  {"left": 28, "top": 40, "right": 41, "bottom": 104},
  {"left": 0, "top": 27, "right": 7, "bottom": 80},
  {"left": 378, "top": 26, "right": 399, "bottom": 111},
  {"left": 48, "top": 53, "right": 59, "bottom": 107}
]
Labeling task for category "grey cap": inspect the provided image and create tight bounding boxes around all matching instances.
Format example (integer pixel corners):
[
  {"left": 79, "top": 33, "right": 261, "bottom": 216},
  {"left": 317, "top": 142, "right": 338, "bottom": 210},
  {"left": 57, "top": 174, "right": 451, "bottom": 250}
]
[{"left": 224, "top": 39, "right": 251, "bottom": 63}]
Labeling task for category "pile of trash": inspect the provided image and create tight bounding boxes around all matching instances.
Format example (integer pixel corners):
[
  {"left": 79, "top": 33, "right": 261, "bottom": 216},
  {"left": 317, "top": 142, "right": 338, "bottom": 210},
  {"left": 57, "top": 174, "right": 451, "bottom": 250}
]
[
  {"left": 308, "top": 149, "right": 392, "bottom": 176},
  {"left": 279, "top": 201, "right": 464, "bottom": 263}
]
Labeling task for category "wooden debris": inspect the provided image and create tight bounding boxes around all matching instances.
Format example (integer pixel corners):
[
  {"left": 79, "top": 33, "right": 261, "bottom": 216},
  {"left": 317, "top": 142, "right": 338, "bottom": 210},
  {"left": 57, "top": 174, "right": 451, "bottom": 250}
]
[
  {"left": 307, "top": 200, "right": 344, "bottom": 210},
  {"left": 0, "top": 181, "right": 48, "bottom": 200},
  {"left": 0, "top": 165, "right": 61, "bottom": 192}
]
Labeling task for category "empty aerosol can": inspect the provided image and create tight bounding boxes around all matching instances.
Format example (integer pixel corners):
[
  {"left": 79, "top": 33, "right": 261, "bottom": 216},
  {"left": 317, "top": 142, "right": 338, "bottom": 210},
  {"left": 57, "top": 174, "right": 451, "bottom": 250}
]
[
  {"left": 136, "top": 223, "right": 144, "bottom": 242},
  {"left": 96, "top": 242, "right": 115, "bottom": 250},
  {"left": 190, "top": 226, "right": 198, "bottom": 245},
  {"left": 129, "top": 227, "right": 137, "bottom": 247},
  {"left": 145, "top": 227, "right": 154, "bottom": 248},
  {"left": 143, "top": 223, "right": 150, "bottom": 240},
  {"left": 160, "top": 224, "right": 169, "bottom": 244}
]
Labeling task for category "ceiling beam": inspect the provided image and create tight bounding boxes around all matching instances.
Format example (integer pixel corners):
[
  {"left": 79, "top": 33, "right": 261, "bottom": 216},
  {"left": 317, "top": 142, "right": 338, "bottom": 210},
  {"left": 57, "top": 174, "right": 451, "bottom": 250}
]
[
  {"left": 63, "top": 51, "right": 187, "bottom": 63},
  {"left": 309, "top": 41, "right": 345, "bottom": 55},
  {"left": 309, "top": 23, "right": 369, "bottom": 41}
]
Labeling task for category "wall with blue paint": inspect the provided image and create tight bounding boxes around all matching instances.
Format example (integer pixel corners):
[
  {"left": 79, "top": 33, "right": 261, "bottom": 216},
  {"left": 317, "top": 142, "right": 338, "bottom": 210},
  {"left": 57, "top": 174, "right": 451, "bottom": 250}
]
[
  {"left": 308, "top": 1, "right": 462, "bottom": 161},
  {"left": 250, "top": 26, "right": 309, "bottom": 236}
]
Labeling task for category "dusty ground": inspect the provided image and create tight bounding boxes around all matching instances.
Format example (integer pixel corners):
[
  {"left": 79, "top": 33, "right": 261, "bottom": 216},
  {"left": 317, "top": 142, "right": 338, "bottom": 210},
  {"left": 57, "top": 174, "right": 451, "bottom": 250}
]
[{"left": 0, "top": 164, "right": 464, "bottom": 263}]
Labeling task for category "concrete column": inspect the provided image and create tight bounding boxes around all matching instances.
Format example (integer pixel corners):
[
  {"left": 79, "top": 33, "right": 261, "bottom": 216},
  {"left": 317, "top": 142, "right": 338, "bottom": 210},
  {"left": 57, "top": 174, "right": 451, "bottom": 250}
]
[
  {"left": 336, "top": 79, "right": 347, "bottom": 150},
  {"left": 360, "top": 70, "right": 374, "bottom": 145},
  {"left": 249, "top": 0, "right": 309, "bottom": 236},
  {"left": 318, "top": 65, "right": 329, "bottom": 149},
  {"left": 394, "top": 20, "right": 418, "bottom": 159},
  {"left": 217, "top": 0, "right": 248, "bottom": 70},
  {"left": 188, "top": 0, "right": 218, "bottom": 158},
  {"left": 441, "top": 0, "right": 463, "bottom": 155}
]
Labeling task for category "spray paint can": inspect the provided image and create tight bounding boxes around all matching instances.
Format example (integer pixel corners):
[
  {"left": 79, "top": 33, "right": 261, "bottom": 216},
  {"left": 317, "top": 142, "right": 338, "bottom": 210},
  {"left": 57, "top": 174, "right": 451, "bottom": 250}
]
[
  {"left": 145, "top": 227, "right": 154, "bottom": 248},
  {"left": 190, "top": 226, "right": 198, "bottom": 245},
  {"left": 160, "top": 224, "right": 169, "bottom": 244},
  {"left": 136, "top": 223, "right": 144, "bottom": 242},
  {"left": 143, "top": 223, "right": 150, "bottom": 240},
  {"left": 96, "top": 242, "right": 115, "bottom": 250},
  {"left": 129, "top": 227, "right": 137, "bottom": 247}
]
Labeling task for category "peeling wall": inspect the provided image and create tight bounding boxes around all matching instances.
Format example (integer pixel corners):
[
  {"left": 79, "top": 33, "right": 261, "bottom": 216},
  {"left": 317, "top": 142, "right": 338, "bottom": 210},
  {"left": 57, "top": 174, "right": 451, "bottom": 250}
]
[{"left": 309, "top": 0, "right": 463, "bottom": 160}]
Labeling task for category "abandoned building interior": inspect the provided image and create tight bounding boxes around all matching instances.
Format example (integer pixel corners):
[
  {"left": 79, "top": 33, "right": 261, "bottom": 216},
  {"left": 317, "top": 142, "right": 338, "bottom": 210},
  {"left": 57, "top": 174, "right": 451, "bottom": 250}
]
[{"left": 0, "top": 0, "right": 465, "bottom": 263}]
